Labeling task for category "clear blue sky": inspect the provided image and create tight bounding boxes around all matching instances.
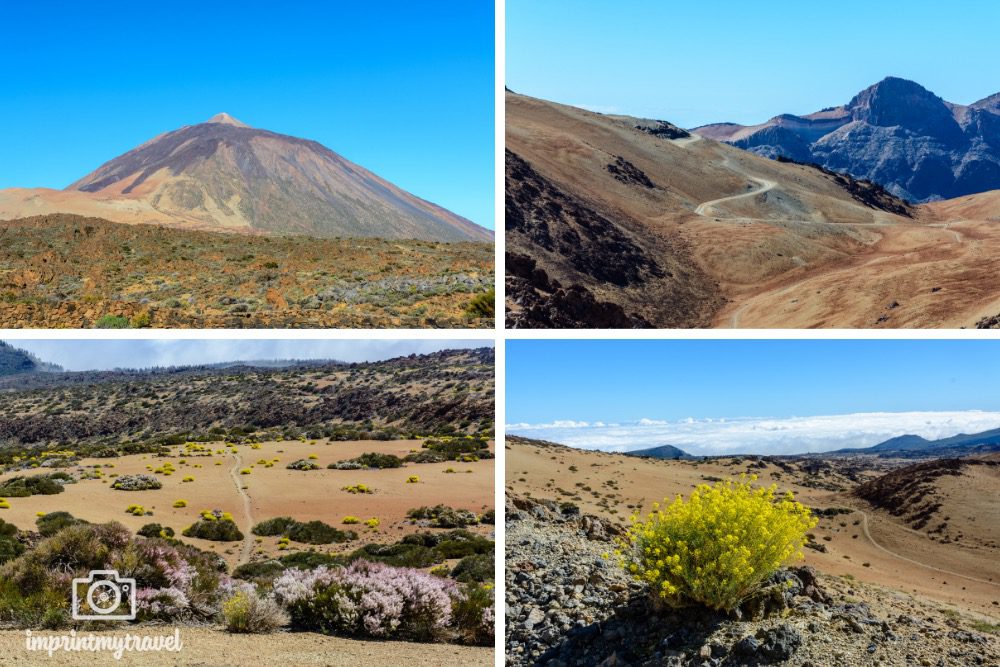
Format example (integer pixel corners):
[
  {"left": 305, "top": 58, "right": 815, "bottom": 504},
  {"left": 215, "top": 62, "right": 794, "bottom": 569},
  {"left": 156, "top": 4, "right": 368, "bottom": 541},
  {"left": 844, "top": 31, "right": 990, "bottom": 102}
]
[
  {"left": 8, "top": 339, "right": 492, "bottom": 372},
  {"left": 0, "top": 1, "right": 494, "bottom": 229},
  {"left": 507, "top": 340, "right": 1000, "bottom": 424},
  {"left": 507, "top": 0, "right": 1000, "bottom": 129}
]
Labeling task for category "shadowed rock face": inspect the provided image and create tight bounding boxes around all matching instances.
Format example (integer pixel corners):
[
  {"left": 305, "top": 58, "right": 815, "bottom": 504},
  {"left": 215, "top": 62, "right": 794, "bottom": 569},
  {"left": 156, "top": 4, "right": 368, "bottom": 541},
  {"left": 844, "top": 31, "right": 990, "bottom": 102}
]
[
  {"left": 695, "top": 77, "right": 1000, "bottom": 203},
  {"left": 64, "top": 115, "right": 491, "bottom": 242}
]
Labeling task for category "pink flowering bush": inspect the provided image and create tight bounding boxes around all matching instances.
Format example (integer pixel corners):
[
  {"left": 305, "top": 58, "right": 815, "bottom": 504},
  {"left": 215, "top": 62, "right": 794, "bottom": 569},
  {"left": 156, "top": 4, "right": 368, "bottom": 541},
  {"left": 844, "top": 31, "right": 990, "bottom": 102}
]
[
  {"left": 273, "top": 561, "right": 460, "bottom": 641},
  {"left": 0, "top": 520, "right": 227, "bottom": 627}
]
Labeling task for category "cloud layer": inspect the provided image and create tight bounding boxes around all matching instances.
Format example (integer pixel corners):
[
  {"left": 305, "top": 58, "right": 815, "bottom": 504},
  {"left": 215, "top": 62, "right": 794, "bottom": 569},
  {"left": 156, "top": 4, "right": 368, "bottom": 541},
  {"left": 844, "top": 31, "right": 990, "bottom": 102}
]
[{"left": 506, "top": 411, "right": 1000, "bottom": 456}]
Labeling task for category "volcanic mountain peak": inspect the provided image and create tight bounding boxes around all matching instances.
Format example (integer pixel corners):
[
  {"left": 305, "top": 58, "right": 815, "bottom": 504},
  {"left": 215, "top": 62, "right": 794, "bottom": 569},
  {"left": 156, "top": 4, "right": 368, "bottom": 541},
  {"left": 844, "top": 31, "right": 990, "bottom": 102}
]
[
  {"left": 0, "top": 116, "right": 490, "bottom": 242},
  {"left": 206, "top": 112, "right": 249, "bottom": 127}
]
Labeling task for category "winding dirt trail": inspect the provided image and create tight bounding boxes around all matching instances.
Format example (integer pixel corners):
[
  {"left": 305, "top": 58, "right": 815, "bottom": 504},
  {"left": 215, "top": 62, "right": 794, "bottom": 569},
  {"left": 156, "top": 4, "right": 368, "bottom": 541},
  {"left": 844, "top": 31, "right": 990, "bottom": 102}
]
[
  {"left": 228, "top": 452, "right": 255, "bottom": 566},
  {"left": 695, "top": 170, "right": 776, "bottom": 216},
  {"left": 858, "top": 509, "right": 999, "bottom": 588}
]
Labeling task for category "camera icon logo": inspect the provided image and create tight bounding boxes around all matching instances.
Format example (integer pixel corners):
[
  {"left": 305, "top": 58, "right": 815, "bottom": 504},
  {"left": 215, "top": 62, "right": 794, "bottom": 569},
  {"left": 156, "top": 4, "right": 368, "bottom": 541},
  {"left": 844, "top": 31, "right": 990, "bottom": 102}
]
[{"left": 71, "top": 570, "right": 137, "bottom": 621}]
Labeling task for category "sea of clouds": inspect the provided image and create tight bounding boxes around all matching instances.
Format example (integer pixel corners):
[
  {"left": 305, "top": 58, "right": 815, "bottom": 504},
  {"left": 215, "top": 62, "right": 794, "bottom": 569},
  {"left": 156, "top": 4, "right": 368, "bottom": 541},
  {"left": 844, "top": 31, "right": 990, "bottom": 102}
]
[{"left": 506, "top": 410, "right": 1000, "bottom": 456}]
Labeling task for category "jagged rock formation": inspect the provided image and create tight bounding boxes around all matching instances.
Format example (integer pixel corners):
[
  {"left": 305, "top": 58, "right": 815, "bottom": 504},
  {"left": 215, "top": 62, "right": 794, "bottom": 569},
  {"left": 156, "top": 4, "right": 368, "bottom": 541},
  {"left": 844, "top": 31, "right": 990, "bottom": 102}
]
[{"left": 695, "top": 77, "right": 1000, "bottom": 203}]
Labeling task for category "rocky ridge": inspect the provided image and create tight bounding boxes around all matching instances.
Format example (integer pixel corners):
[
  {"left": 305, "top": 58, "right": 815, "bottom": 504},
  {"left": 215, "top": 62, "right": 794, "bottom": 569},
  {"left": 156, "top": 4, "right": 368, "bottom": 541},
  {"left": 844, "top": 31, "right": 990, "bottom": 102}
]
[{"left": 695, "top": 77, "right": 1000, "bottom": 203}]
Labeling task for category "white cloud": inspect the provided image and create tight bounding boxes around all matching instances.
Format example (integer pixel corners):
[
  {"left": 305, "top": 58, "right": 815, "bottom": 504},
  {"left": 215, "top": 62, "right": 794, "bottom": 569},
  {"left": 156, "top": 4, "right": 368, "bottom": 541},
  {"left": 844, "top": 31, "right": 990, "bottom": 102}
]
[{"left": 506, "top": 411, "right": 1000, "bottom": 456}]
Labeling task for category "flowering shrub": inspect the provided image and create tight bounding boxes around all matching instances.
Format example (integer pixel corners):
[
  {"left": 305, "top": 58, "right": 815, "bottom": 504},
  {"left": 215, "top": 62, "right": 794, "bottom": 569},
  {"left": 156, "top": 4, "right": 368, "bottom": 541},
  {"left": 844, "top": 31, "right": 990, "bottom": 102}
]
[
  {"left": 173, "top": 500, "right": 188, "bottom": 508},
  {"left": 407, "top": 505, "right": 479, "bottom": 528},
  {"left": 333, "top": 453, "right": 403, "bottom": 469},
  {"left": 342, "top": 484, "right": 373, "bottom": 494},
  {"left": 222, "top": 583, "right": 288, "bottom": 633},
  {"left": 126, "top": 504, "right": 147, "bottom": 516},
  {"left": 286, "top": 459, "right": 320, "bottom": 471},
  {"left": 0, "top": 521, "right": 227, "bottom": 627},
  {"left": 182, "top": 476, "right": 195, "bottom": 483},
  {"left": 364, "top": 518, "right": 380, "bottom": 529},
  {"left": 407, "top": 475, "right": 420, "bottom": 483},
  {"left": 273, "top": 561, "right": 459, "bottom": 641},
  {"left": 342, "top": 516, "right": 360, "bottom": 524},
  {"left": 111, "top": 475, "right": 162, "bottom": 491},
  {"left": 452, "top": 583, "right": 494, "bottom": 645},
  {"left": 620, "top": 476, "right": 817, "bottom": 611}
]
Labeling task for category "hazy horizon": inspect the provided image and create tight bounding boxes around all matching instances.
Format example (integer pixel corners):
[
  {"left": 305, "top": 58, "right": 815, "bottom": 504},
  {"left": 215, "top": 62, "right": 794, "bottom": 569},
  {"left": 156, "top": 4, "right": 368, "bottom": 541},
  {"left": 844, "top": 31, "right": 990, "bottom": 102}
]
[
  {"left": 6, "top": 339, "right": 492, "bottom": 372},
  {"left": 507, "top": 410, "right": 1000, "bottom": 457},
  {"left": 507, "top": 340, "right": 1000, "bottom": 456}
]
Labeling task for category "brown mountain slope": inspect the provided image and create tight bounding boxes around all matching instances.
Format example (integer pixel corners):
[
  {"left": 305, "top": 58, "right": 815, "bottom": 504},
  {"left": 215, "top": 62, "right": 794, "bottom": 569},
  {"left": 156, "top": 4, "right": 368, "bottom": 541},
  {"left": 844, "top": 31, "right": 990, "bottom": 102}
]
[
  {"left": 854, "top": 456, "right": 1000, "bottom": 549},
  {"left": 506, "top": 91, "right": 1000, "bottom": 328},
  {"left": 0, "top": 114, "right": 491, "bottom": 242}
]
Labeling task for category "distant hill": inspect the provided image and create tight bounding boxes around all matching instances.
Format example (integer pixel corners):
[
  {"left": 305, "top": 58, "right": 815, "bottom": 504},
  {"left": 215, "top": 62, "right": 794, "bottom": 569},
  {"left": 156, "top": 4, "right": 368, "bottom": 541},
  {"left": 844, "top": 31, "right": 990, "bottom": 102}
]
[
  {"left": 0, "top": 341, "right": 62, "bottom": 377},
  {"left": 0, "top": 347, "right": 493, "bottom": 446},
  {"left": 833, "top": 427, "right": 1000, "bottom": 458},
  {"left": 623, "top": 444, "right": 694, "bottom": 460}
]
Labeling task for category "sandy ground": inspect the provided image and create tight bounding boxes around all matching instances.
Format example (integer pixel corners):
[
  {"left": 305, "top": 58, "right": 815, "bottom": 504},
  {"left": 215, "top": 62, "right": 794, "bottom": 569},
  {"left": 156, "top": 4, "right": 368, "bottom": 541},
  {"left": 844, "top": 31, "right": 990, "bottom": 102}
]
[
  {"left": 0, "top": 628, "right": 493, "bottom": 666},
  {"left": 0, "top": 439, "right": 494, "bottom": 568},
  {"left": 507, "top": 440, "right": 1000, "bottom": 619}
]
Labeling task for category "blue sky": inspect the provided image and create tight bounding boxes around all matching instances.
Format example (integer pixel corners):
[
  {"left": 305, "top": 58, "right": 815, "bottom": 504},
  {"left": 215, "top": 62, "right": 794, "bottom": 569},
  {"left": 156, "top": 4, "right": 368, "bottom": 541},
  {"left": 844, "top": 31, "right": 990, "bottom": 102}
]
[
  {"left": 8, "top": 339, "right": 491, "bottom": 372},
  {"left": 0, "top": 1, "right": 494, "bottom": 229},
  {"left": 507, "top": 1, "right": 1000, "bottom": 129},
  {"left": 507, "top": 340, "right": 1000, "bottom": 455}
]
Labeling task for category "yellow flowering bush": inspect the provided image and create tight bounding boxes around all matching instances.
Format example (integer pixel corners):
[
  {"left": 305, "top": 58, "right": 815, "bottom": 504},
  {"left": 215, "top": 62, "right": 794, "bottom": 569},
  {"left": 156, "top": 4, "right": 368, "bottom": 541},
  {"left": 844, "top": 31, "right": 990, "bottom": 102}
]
[{"left": 620, "top": 476, "right": 816, "bottom": 611}]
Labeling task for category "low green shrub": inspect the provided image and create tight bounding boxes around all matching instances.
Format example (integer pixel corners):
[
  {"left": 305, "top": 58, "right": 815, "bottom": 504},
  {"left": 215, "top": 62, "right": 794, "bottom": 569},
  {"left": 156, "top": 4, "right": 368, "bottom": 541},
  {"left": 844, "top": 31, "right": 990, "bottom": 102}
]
[
  {"left": 450, "top": 553, "right": 494, "bottom": 584},
  {"left": 464, "top": 289, "right": 495, "bottom": 319},
  {"left": 279, "top": 551, "right": 346, "bottom": 570},
  {"left": 350, "top": 542, "right": 441, "bottom": 568},
  {"left": 407, "top": 504, "right": 479, "bottom": 528},
  {"left": 94, "top": 315, "right": 130, "bottom": 329},
  {"left": 452, "top": 583, "right": 495, "bottom": 645},
  {"left": 232, "top": 560, "right": 286, "bottom": 583},
  {"left": 137, "top": 523, "right": 175, "bottom": 539},
  {"left": 183, "top": 518, "right": 244, "bottom": 542},
  {"left": 36, "top": 511, "right": 87, "bottom": 537},
  {"left": 0, "top": 474, "right": 70, "bottom": 498},
  {"left": 251, "top": 517, "right": 354, "bottom": 544},
  {"left": 341, "top": 452, "right": 403, "bottom": 469},
  {"left": 287, "top": 521, "right": 355, "bottom": 545},
  {"left": 0, "top": 518, "right": 24, "bottom": 565},
  {"left": 251, "top": 517, "right": 298, "bottom": 537}
]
